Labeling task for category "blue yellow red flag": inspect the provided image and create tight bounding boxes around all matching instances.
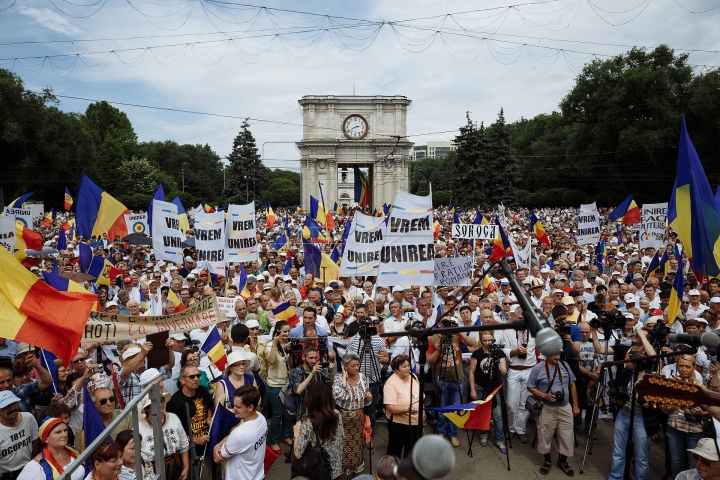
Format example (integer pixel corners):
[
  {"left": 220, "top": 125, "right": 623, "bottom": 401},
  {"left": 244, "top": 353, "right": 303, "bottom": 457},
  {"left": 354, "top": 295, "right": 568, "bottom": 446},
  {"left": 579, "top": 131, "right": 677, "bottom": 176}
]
[
  {"left": 200, "top": 325, "right": 227, "bottom": 371},
  {"left": 608, "top": 194, "right": 641, "bottom": 225},
  {"left": 76, "top": 175, "right": 129, "bottom": 240}
]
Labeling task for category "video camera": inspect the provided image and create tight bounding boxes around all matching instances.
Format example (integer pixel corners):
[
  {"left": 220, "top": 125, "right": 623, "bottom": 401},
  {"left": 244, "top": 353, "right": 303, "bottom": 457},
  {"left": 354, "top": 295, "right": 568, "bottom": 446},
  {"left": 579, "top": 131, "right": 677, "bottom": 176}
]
[
  {"left": 588, "top": 309, "right": 626, "bottom": 332},
  {"left": 649, "top": 320, "right": 671, "bottom": 347},
  {"left": 357, "top": 315, "right": 381, "bottom": 337},
  {"left": 489, "top": 339, "right": 505, "bottom": 358}
]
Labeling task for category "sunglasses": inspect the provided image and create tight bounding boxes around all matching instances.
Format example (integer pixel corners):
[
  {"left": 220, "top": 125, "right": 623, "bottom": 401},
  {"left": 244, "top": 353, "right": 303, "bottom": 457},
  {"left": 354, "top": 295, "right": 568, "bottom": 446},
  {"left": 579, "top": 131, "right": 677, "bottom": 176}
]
[
  {"left": 185, "top": 374, "right": 201, "bottom": 380},
  {"left": 98, "top": 396, "right": 115, "bottom": 406},
  {"left": 71, "top": 358, "right": 85, "bottom": 364},
  {"left": 213, "top": 288, "right": 222, "bottom": 291},
  {"left": 683, "top": 302, "right": 690, "bottom": 305},
  {"left": 502, "top": 302, "right": 513, "bottom": 306}
]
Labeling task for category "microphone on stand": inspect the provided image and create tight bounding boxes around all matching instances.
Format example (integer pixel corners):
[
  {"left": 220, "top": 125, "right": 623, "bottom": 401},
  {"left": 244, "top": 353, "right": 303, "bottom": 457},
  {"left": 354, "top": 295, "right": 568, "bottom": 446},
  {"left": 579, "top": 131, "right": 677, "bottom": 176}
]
[
  {"left": 498, "top": 260, "right": 563, "bottom": 357},
  {"left": 393, "top": 434, "right": 455, "bottom": 480},
  {"left": 669, "top": 332, "right": 720, "bottom": 349}
]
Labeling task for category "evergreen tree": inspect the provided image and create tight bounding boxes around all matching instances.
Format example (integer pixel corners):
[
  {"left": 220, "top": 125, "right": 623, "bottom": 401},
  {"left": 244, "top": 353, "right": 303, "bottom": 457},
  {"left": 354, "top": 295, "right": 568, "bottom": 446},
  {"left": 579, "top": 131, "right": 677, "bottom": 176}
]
[
  {"left": 451, "top": 112, "right": 489, "bottom": 208},
  {"left": 224, "top": 120, "right": 268, "bottom": 206},
  {"left": 486, "top": 108, "right": 519, "bottom": 206}
]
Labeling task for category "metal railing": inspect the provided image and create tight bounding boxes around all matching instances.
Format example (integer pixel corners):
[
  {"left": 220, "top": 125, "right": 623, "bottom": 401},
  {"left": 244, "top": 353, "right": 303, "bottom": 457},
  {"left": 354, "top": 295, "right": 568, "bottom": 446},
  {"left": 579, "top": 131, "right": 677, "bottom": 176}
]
[{"left": 58, "top": 382, "right": 167, "bottom": 480}]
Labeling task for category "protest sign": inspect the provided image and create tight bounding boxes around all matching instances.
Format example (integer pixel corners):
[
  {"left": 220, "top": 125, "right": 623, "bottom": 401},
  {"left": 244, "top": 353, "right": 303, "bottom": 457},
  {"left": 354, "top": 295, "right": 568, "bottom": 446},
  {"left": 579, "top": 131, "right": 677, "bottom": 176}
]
[
  {"left": 451, "top": 223, "right": 498, "bottom": 240},
  {"left": 576, "top": 202, "right": 601, "bottom": 245},
  {"left": 509, "top": 237, "right": 533, "bottom": 270},
  {"left": 83, "top": 295, "right": 221, "bottom": 342},
  {"left": 3, "top": 207, "right": 33, "bottom": 230},
  {"left": 225, "top": 203, "right": 258, "bottom": 263},
  {"left": 377, "top": 191, "right": 434, "bottom": 286},
  {"left": 498, "top": 204, "right": 507, "bottom": 227},
  {"left": 640, "top": 203, "right": 668, "bottom": 250},
  {"left": 434, "top": 257, "right": 473, "bottom": 287},
  {"left": 152, "top": 200, "right": 184, "bottom": 264},
  {"left": 339, "top": 211, "right": 385, "bottom": 277},
  {"left": 0, "top": 215, "right": 15, "bottom": 252},
  {"left": 217, "top": 296, "right": 237, "bottom": 318},
  {"left": 195, "top": 211, "right": 226, "bottom": 275},
  {"left": 124, "top": 213, "right": 148, "bottom": 236}
]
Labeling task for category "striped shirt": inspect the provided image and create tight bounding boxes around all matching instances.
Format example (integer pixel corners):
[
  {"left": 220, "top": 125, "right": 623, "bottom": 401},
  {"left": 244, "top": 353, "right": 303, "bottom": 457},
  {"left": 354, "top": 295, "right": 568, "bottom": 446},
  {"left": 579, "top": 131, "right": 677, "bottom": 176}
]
[{"left": 346, "top": 336, "right": 387, "bottom": 384}]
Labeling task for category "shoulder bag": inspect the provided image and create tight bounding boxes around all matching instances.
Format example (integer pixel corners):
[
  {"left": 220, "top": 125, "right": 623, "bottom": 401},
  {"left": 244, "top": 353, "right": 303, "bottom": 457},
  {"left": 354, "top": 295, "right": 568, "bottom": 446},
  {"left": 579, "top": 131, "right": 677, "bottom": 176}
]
[{"left": 290, "top": 420, "right": 332, "bottom": 480}]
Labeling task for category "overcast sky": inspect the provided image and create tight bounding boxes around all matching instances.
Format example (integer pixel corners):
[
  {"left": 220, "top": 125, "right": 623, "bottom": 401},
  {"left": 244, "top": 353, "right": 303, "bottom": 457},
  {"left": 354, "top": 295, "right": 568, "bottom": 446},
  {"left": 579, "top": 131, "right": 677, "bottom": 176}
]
[{"left": 1, "top": 0, "right": 719, "bottom": 172}]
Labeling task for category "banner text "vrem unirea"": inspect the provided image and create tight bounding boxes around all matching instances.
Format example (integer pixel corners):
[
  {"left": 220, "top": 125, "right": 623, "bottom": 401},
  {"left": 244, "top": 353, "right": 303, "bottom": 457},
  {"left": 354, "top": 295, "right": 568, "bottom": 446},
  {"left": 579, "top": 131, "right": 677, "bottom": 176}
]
[{"left": 389, "top": 217, "right": 430, "bottom": 233}]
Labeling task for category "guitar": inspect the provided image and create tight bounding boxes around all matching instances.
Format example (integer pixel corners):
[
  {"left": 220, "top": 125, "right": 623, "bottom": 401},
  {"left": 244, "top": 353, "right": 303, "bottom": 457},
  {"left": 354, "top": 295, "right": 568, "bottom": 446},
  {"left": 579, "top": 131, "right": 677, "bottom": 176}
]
[{"left": 636, "top": 373, "right": 720, "bottom": 410}]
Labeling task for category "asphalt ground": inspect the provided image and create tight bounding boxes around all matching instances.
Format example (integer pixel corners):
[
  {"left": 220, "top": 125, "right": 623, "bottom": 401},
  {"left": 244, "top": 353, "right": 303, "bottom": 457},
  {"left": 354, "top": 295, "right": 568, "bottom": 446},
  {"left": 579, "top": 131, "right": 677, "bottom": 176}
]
[{"left": 264, "top": 414, "right": 670, "bottom": 480}]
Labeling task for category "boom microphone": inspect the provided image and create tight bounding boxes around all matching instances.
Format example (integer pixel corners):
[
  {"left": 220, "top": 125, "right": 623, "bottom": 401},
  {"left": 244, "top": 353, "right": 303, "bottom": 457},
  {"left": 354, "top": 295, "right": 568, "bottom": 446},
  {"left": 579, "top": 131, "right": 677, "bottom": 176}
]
[
  {"left": 498, "top": 260, "right": 564, "bottom": 357},
  {"left": 393, "top": 434, "right": 455, "bottom": 480},
  {"left": 669, "top": 332, "right": 720, "bottom": 349}
]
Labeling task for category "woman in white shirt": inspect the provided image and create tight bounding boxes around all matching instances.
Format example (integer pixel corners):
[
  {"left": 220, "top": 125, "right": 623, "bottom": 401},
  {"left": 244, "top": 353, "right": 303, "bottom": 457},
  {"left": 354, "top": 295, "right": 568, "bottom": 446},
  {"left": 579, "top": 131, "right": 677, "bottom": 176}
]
[{"left": 137, "top": 392, "right": 190, "bottom": 480}]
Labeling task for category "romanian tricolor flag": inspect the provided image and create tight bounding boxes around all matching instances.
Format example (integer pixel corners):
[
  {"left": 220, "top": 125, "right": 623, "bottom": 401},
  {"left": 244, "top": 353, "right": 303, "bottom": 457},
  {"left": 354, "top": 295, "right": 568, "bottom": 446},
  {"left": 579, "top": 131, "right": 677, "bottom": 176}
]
[
  {"left": 302, "top": 239, "right": 339, "bottom": 282},
  {"left": 334, "top": 202, "right": 344, "bottom": 216},
  {"left": 167, "top": 289, "right": 186, "bottom": 313},
  {"left": 667, "top": 258, "right": 687, "bottom": 324},
  {"left": 428, "top": 384, "right": 502, "bottom": 430},
  {"left": 616, "top": 225, "right": 624, "bottom": 251},
  {"left": 265, "top": 203, "right": 276, "bottom": 228},
  {"left": 0, "top": 246, "right": 97, "bottom": 364},
  {"left": 473, "top": 212, "right": 489, "bottom": 225},
  {"left": 201, "top": 202, "right": 216, "bottom": 213},
  {"left": 354, "top": 166, "right": 370, "bottom": 209},
  {"left": 171, "top": 197, "right": 189, "bottom": 234},
  {"left": 61, "top": 217, "right": 75, "bottom": 232},
  {"left": 645, "top": 250, "right": 660, "bottom": 278},
  {"left": 75, "top": 175, "right": 130, "bottom": 241},
  {"left": 8, "top": 191, "right": 34, "bottom": 209},
  {"left": 43, "top": 271, "right": 100, "bottom": 311},
  {"left": 271, "top": 301, "right": 300, "bottom": 327},
  {"left": 310, "top": 196, "right": 328, "bottom": 227},
  {"left": 303, "top": 217, "right": 329, "bottom": 244},
  {"left": 87, "top": 257, "right": 113, "bottom": 286},
  {"left": 14, "top": 221, "right": 43, "bottom": 266},
  {"left": 200, "top": 325, "right": 227, "bottom": 371},
  {"left": 237, "top": 263, "right": 250, "bottom": 299},
  {"left": 42, "top": 208, "right": 55, "bottom": 229},
  {"left": 608, "top": 194, "right": 641, "bottom": 225},
  {"left": 64, "top": 186, "right": 73, "bottom": 211},
  {"left": 433, "top": 219, "right": 440, "bottom": 239},
  {"left": 531, "top": 211, "right": 551, "bottom": 246},
  {"left": 668, "top": 115, "right": 720, "bottom": 280},
  {"left": 488, "top": 219, "right": 512, "bottom": 263}
]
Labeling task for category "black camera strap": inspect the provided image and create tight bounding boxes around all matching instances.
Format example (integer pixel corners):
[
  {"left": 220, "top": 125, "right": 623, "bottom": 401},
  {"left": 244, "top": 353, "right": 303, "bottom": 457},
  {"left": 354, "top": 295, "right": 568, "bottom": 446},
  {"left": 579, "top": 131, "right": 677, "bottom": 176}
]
[{"left": 544, "top": 360, "right": 560, "bottom": 394}]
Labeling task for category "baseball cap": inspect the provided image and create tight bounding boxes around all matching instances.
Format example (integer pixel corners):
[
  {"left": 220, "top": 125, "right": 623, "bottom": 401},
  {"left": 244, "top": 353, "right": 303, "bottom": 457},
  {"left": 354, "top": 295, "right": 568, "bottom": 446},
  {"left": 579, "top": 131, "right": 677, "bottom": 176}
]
[
  {"left": 123, "top": 276, "right": 134, "bottom": 284},
  {"left": 687, "top": 437, "right": 719, "bottom": 462},
  {"left": 185, "top": 256, "right": 195, "bottom": 263},
  {"left": 392, "top": 285, "right": 404, "bottom": 293},
  {"left": 624, "top": 293, "right": 637, "bottom": 304},
  {"left": 16, "top": 343, "right": 31, "bottom": 355},
  {"left": 329, "top": 281, "right": 340, "bottom": 288},
  {"left": 283, "top": 275, "right": 292, "bottom": 282},
  {"left": 245, "top": 319, "right": 260, "bottom": 329},
  {"left": 689, "top": 289, "right": 701, "bottom": 296},
  {"left": 710, "top": 297, "right": 720, "bottom": 304},
  {"left": 500, "top": 279, "right": 510, "bottom": 286},
  {"left": 531, "top": 279, "right": 543, "bottom": 288},
  {"left": 187, "top": 273, "right": 196, "bottom": 279},
  {"left": 170, "top": 333, "right": 187, "bottom": 341},
  {"left": 324, "top": 286, "right": 333, "bottom": 293},
  {"left": 139, "top": 368, "right": 161, "bottom": 386},
  {"left": 0, "top": 391, "right": 21, "bottom": 409},
  {"left": 122, "top": 347, "right": 142, "bottom": 361},
  {"left": 105, "top": 301, "right": 118, "bottom": 308},
  {"left": 540, "top": 267, "right": 551, "bottom": 274},
  {"left": 561, "top": 296, "right": 575, "bottom": 306}
]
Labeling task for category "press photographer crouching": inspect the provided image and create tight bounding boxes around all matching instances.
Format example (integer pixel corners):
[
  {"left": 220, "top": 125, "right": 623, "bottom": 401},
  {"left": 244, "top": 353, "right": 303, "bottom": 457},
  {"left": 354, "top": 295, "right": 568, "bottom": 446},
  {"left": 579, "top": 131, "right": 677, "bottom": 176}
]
[
  {"left": 427, "top": 314, "right": 476, "bottom": 448},
  {"left": 468, "top": 332, "right": 507, "bottom": 452},
  {"left": 527, "top": 349, "right": 581, "bottom": 476}
]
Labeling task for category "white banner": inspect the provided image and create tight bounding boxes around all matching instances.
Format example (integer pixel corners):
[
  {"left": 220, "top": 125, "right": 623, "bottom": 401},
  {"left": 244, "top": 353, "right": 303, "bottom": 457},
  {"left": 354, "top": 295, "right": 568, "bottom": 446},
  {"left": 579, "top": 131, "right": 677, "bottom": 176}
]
[
  {"left": 509, "top": 237, "right": 533, "bottom": 270},
  {"left": 339, "top": 211, "right": 386, "bottom": 277},
  {"left": 498, "top": 204, "right": 507, "bottom": 228},
  {"left": 451, "top": 223, "right": 498, "bottom": 240},
  {"left": 433, "top": 257, "right": 473, "bottom": 287},
  {"left": 195, "top": 211, "right": 226, "bottom": 275},
  {"left": 152, "top": 200, "right": 184, "bottom": 263},
  {"left": 124, "top": 213, "right": 149, "bottom": 236},
  {"left": 640, "top": 203, "right": 668, "bottom": 250},
  {"left": 4, "top": 207, "right": 33, "bottom": 230},
  {"left": 225, "top": 203, "right": 258, "bottom": 263},
  {"left": 0, "top": 215, "right": 15, "bottom": 252},
  {"left": 576, "top": 202, "right": 601, "bottom": 245},
  {"left": 377, "top": 191, "right": 434, "bottom": 286},
  {"left": 217, "top": 296, "right": 237, "bottom": 318}
]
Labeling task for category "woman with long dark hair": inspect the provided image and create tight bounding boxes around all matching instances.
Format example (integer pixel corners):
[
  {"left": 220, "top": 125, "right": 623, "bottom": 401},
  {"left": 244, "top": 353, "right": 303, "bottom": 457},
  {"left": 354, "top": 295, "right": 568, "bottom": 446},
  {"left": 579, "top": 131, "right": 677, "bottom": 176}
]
[{"left": 293, "top": 382, "right": 345, "bottom": 479}]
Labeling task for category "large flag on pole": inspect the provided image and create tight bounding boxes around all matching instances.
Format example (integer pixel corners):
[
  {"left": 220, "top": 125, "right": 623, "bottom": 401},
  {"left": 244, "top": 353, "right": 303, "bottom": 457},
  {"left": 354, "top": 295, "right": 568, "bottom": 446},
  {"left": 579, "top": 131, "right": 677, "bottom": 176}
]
[
  {"left": 531, "top": 211, "right": 551, "bottom": 246},
  {"left": 75, "top": 175, "right": 130, "bottom": 240},
  {"left": 64, "top": 187, "right": 73, "bottom": 211},
  {"left": 200, "top": 326, "right": 228, "bottom": 371},
  {"left": 354, "top": 166, "right": 371, "bottom": 208},
  {"left": 426, "top": 384, "right": 502, "bottom": 431},
  {"left": 608, "top": 194, "right": 641, "bottom": 225},
  {"left": 668, "top": 115, "right": 720, "bottom": 279}
]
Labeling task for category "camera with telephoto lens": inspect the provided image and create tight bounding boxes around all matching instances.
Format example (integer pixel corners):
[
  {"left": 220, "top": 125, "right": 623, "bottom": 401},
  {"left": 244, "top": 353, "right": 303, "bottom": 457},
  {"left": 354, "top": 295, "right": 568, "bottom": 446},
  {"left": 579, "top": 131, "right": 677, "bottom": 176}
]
[
  {"left": 555, "top": 319, "right": 571, "bottom": 338},
  {"left": 553, "top": 391, "right": 565, "bottom": 403},
  {"left": 650, "top": 320, "right": 670, "bottom": 346},
  {"left": 589, "top": 309, "right": 626, "bottom": 331},
  {"left": 288, "top": 338, "right": 304, "bottom": 354},
  {"left": 317, "top": 336, "right": 328, "bottom": 357},
  {"left": 489, "top": 340, "right": 505, "bottom": 358}
]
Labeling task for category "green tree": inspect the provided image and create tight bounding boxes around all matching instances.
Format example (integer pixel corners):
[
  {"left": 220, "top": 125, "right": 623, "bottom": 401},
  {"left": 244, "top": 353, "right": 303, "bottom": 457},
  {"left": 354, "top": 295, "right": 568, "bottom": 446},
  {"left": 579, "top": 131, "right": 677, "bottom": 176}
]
[
  {"left": 118, "top": 156, "right": 164, "bottom": 195},
  {"left": 451, "top": 113, "right": 489, "bottom": 208},
  {"left": 262, "top": 178, "right": 300, "bottom": 206},
  {"left": 224, "top": 120, "right": 268, "bottom": 206},
  {"left": 486, "top": 108, "right": 519, "bottom": 206},
  {"left": 410, "top": 154, "right": 454, "bottom": 194}
]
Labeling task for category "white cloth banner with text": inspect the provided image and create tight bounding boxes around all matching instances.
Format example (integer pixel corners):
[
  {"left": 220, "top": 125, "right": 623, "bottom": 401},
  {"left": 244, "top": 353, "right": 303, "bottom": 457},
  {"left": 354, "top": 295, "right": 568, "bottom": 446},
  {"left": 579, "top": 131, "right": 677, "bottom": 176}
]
[
  {"left": 124, "top": 213, "right": 149, "bottom": 236},
  {"left": 195, "top": 211, "right": 226, "bottom": 275},
  {"left": 152, "top": 200, "right": 184, "bottom": 263},
  {"left": 576, "top": 202, "right": 601, "bottom": 245},
  {"left": 225, "top": 203, "right": 258, "bottom": 263},
  {"left": 3, "top": 207, "right": 33, "bottom": 230},
  {"left": 640, "top": 203, "right": 668, "bottom": 250},
  {"left": 433, "top": 257, "right": 473, "bottom": 287},
  {"left": 339, "top": 211, "right": 386, "bottom": 277}
]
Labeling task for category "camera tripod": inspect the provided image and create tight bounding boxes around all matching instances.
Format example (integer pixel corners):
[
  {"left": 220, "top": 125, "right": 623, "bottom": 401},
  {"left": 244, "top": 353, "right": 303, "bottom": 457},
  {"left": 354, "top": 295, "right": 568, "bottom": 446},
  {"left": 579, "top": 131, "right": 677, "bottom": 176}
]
[{"left": 355, "top": 326, "right": 382, "bottom": 472}]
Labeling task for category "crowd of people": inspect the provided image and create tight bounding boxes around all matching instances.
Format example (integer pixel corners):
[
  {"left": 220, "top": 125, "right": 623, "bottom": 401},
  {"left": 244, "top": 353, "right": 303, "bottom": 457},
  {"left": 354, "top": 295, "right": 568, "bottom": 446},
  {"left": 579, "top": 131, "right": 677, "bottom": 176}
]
[{"left": 2, "top": 202, "right": 720, "bottom": 480}]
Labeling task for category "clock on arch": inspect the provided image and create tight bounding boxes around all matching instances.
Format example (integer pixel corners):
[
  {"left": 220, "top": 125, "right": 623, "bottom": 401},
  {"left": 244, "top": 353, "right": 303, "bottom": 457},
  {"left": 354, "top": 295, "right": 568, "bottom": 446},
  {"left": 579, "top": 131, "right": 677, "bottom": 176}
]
[{"left": 342, "top": 114, "right": 369, "bottom": 140}]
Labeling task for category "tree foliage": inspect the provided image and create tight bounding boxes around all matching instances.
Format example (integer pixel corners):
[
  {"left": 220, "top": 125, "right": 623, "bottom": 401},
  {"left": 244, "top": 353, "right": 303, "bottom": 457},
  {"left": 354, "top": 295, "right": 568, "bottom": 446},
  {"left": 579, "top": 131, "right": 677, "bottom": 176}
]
[{"left": 224, "top": 120, "right": 268, "bottom": 206}]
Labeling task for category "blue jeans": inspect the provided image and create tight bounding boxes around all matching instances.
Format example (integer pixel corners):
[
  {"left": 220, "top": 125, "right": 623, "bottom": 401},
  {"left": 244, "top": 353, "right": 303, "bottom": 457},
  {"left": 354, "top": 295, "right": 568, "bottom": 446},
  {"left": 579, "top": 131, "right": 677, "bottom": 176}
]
[
  {"left": 666, "top": 424, "right": 701, "bottom": 478},
  {"left": 609, "top": 410, "right": 650, "bottom": 480},
  {"left": 267, "top": 386, "right": 291, "bottom": 446},
  {"left": 437, "top": 378, "right": 463, "bottom": 439},
  {"left": 475, "top": 384, "right": 505, "bottom": 445}
]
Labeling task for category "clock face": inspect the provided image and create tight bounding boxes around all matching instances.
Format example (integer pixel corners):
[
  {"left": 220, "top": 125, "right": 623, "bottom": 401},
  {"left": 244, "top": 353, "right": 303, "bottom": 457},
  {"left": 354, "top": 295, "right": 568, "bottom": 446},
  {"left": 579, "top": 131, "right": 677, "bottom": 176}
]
[{"left": 343, "top": 114, "right": 368, "bottom": 140}]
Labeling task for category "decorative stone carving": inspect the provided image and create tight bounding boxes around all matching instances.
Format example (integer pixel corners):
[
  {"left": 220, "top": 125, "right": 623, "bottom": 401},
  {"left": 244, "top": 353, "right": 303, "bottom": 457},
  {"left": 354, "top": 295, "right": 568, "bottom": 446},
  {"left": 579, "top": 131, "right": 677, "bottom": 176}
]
[{"left": 309, "top": 148, "right": 334, "bottom": 155}]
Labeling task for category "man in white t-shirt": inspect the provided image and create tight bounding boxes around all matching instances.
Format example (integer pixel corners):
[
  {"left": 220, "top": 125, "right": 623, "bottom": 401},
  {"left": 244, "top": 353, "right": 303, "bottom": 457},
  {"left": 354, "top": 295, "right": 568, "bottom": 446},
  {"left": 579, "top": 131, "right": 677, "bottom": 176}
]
[
  {"left": 0, "top": 390, "right": 39, "bottom": 476},
  {"left": 213, "top": 385, "right": 267, "bottom": 480}
]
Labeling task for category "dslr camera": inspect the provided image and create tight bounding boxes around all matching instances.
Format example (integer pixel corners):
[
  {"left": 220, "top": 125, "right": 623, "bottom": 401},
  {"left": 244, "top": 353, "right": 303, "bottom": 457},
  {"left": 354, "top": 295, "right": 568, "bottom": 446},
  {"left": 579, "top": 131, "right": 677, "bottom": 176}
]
[
  {"left": 589, "top": 309, "right": 626, "bottom": 331},
  {"left": 553, "top": 391, "right": 565, "bottom": 403}
]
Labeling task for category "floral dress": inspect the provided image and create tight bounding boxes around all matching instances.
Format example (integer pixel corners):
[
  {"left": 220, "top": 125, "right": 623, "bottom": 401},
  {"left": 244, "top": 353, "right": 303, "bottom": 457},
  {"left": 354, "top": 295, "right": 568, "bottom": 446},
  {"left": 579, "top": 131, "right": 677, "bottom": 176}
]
[
  {"left": 332, "top": 373, "right": 371, "bottom": 473},
  {"left": 294, "top": 414, "right": 345, "bottom": 479}
]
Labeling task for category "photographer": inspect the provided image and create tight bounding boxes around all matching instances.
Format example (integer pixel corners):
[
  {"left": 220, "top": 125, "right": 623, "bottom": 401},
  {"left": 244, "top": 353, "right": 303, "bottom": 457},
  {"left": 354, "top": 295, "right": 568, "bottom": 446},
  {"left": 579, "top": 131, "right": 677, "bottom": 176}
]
[
  {"left": 469, "top": 332, "right": 507, "bottom": 452},
  {"left": 288, "top": 345, "right": 333, "bottom": 421},
  {"left": 527, "top": 351, "right": 581, "bottom": 477},
  {"left": 427, "top": 315, "right": 475, "bottom": 447},
  {"left": 346, "top": 303, "right": 389, "bottom": 436}
]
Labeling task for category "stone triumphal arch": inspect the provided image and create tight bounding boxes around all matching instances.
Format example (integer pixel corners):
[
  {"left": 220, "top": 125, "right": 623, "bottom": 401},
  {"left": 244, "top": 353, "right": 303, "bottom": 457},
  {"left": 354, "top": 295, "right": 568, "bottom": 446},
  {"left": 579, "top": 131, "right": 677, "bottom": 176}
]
[{"left": 297, "top": 95, "right": 414, "bottom": 212}]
